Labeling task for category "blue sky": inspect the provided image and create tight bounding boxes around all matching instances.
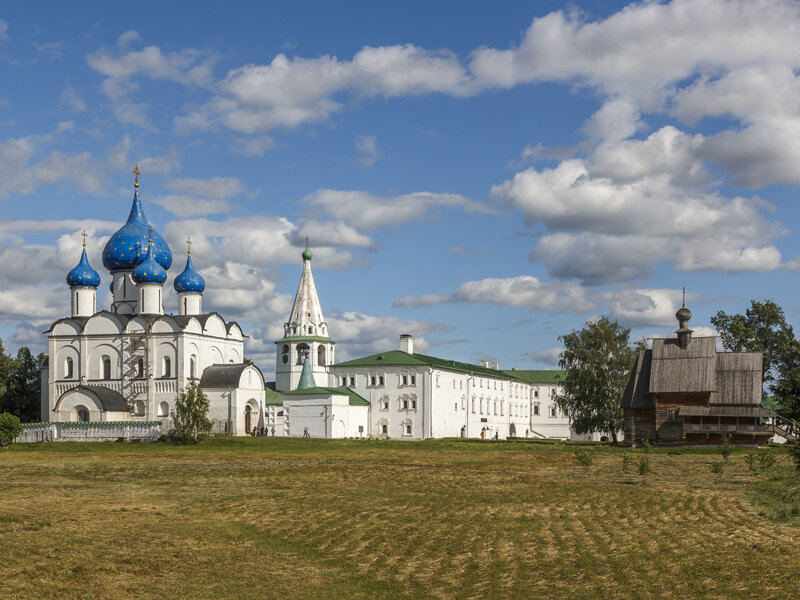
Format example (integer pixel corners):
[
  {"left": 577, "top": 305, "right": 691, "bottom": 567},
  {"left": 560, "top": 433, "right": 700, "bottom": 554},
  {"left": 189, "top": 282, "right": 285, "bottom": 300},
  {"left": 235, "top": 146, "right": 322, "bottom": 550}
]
[{"left": 2, "top": 0, "right": 800, "bottom": 378}]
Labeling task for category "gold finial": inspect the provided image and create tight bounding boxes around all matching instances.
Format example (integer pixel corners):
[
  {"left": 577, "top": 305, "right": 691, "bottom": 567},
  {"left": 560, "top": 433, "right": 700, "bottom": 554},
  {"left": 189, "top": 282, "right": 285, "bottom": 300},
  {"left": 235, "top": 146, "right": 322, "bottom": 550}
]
[
  {"left": 305, "top": 235, "right": 309, "bottom": 249},
  {"left": 186, "top": 236, "right": 192, "bottom": 255},
  {"left": 81, "top": 229, "right": 87, "bottom": 248},
  {"left": 132, "top": 163, "right": 141, "bottom": 188}
]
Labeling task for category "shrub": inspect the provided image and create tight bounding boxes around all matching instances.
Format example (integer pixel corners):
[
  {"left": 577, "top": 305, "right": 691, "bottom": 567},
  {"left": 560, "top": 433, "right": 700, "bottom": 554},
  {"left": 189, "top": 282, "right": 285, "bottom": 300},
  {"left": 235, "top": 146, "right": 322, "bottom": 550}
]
[
  {"left": 0, "top": 412, "right": 23, "bottom": 446},
  {"left": 788, "top": 443, "right": 800, "bottom": 473},
  {"left": 710, "top": 461, "right": 726, "bottom": 480},
  {"left": 574, "top": 448, "right": 593, "bottom": 466},
  {"left": 758, "top": 450, "right": 776, "bottom": 473},
  {"left": 745, "top": 452, "right": 758, "bottom": 472},
  {"left": 638, "top": 454, "right": 651, "bottom": 477},
  {"left": 719, "top": 434, "right": 733, "bottom": 462},
  {"left": 621, "top": 451, "right": 634, "bottom": 474},
  {"left": 640, "top": 439, "right": 652, "bottom": 453},
  {"left": 170, "top": 381, "right": 212, "bottom": 443}
]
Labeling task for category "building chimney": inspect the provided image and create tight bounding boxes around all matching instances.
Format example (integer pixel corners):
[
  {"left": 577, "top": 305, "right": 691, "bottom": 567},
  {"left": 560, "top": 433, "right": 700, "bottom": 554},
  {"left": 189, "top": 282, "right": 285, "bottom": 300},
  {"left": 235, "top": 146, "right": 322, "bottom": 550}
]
[
  {"left": 491, "top": 361, "right": 499, "bottom": 370},
  {"left": 400, "top": 334, "right": 414, "bottom": 355}
]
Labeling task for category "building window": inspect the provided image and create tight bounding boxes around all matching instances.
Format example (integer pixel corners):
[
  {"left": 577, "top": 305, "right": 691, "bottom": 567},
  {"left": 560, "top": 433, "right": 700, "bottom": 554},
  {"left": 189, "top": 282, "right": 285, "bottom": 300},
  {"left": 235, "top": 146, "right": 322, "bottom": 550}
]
[
  {"left": 454, "top": 402, "right": 458, "bottom": 411},
  {"left": 460, "top": 380, "right": 463, "bottom": 390},
  {"left": 349, "top": 376, "right": 355, "bottom": 387},
  {"left": 471, "top": 397, "right": 475, "bottom": 413},
  {"left": 75, "top": 406, "right": 89, "bottom": 422},
  {"left": 549, "top": 405, "right": 557, "bottom": 418},
  {"left": 163, "top": 356, "right": 171, "bottom": 378},
  {"left": 667, "top": 409, "right": 679, "bottom": 422},
  {"left": 136, "top": 357, "right": 144, "bottom": 378},
  {"left": 534, "top": 389, "right": 539, "bottom": 398},
  {"left": 190, "top": 355, "right": 197, "bottom": 379},
  {"left": 533, "top": 404, "right": 540, "bottom": 416},
  {"left": 402, "top": 375, "right": 408, "bottom": 386},
  {"left": 405, "top": 424, "right": 412, "bottom": 436},
  {"left": 371, "top": 375, "right": 377, "bottom": 386},
  {"left": 411, "top": 397, "right": 417, "bottom": 409},
  {"left": 65, "top": 357, "right": 74, "bottom": 379},
  {"left": 500, "top": 400, "right": 504, "bottom": 416},
  {"left": 402, "top": 398, "right": 409, "bottom": 410},
  {"left": 102, "top": 356, "right": 111, "bottom": 380},
  {"left": 379, "top": 375, "right": 384, "bottom": 386},
  {"left": 317, "top": 345, "right": 326, "bottom": 366},
  {"left": 410, "top": 375, "right": 416, "bottom": 385},
  {"left": 381, "top": 398, "right": 389, "bottom": 410},
  {"left": 296, "top": 343, "right": 310, "bottom": 364},
  {"left": 381, "top": 423, "right": 388, "bottom": 434},
  {"left": 158, "top": 401, "right": 169, "bottom": 417}
]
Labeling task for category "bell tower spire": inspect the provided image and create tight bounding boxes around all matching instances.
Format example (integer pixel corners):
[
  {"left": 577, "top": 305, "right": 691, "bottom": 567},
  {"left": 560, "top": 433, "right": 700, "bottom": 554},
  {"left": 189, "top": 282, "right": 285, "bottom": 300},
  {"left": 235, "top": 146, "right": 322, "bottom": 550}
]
[{"left": 274, "top": 241, "right": 334, "bottom": 392}]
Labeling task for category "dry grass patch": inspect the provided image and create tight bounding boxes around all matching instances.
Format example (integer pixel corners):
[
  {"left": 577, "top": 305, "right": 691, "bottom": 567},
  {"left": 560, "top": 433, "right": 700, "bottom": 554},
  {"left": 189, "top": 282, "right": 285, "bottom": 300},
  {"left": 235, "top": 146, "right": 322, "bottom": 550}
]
[{"left": 0, "top": 439, "right": 798, "bottom": 599}]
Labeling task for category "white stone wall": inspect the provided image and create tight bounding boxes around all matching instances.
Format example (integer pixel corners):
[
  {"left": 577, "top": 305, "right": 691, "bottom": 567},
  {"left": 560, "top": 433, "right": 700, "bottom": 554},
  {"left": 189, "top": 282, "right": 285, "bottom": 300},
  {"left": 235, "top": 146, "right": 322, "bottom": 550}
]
[
  {"left": 14, "top": 422, "right": 162, "bottom": 443},
  {"left": 283, "top": 393, "right": 368, "bottom": 438}
]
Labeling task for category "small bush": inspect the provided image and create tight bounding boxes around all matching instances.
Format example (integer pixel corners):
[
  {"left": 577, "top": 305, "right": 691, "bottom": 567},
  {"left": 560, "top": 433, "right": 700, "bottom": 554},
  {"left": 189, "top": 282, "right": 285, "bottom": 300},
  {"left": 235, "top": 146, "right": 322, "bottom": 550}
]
[
  {"left": 710, "top": 461, "right": 726, "bottom": 480},
  {"left": 640, "top": 439, "right": 652, "bottom": 453},
  {"left": 0, "top": 413, "right": 23, "bottom": 447},
  {"left": 789, "top": 443, "right": 800, "bottom": 473},
  {"left": 745, "top": 452, "right": 758, "bottom": 472},
  {"left": 719, "top": 434, "right": 733, "bottom": 462},
  {"left": 638, "top": 454, "right": 651, "bottom": 477},
  {"left": 574, "top": 448, "right": 593, "bottom": 466},
  {"left": 621, "top": 452, "right": 634, "bottom": 474},
  {"left": 758, "top": 450, "right": 777, "bottom": 473}
]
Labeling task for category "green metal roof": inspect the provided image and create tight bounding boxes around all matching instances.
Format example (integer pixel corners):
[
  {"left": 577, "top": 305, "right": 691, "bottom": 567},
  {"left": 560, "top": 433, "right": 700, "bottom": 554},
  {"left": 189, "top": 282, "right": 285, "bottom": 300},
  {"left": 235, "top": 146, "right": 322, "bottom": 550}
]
[
  {"left": 334, "top": 350, "right": 525, "bottom": 380},
  {"left": 282, "top": 386, "right": 370, "bottom": 406},
  {"left": 264, "top": 385, "right": 284, "bottom": 406},
  {"left": 502, "top": 369, "right": 565, "bottom": 384},
  {"left": 274, "top": 336, "right": 335, "bottom": 344}
]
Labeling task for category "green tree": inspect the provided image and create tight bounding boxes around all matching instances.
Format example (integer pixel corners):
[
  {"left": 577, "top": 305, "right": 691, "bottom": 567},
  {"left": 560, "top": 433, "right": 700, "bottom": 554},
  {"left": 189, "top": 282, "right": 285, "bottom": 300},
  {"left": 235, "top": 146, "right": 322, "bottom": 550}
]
[
  {"left": 0, "top": 339, "right": 15, "bottom": 401},
  {"left": 710, "top": 300, "right": 800, "bottom": 419},
  {"left": 0, "top": 348, "right": 45, "bottom": 422},
  {"left": 0, "top": 412, "right": 23, "bottom": 446},
  {"left": 171, "top": 381, "right": 212, "bottom": 442},
  {"left": 556, "top": 316, "right": 638, "bottom": 445}
]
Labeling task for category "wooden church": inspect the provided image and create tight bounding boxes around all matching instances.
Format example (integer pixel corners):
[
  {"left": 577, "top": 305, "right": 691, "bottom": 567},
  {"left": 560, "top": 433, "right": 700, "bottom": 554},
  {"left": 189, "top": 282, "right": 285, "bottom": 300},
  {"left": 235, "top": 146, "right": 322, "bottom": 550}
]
[{"left": 622, "top": 303, "right": 774, "bottom": 446}]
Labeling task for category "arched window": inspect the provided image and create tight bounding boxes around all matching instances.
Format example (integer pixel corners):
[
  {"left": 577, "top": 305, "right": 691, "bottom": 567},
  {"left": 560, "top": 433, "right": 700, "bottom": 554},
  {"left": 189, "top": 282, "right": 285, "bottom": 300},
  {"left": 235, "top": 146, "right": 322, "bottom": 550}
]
[
  {"left": 163, "top": 356, "right": 171, "bottom": 378},
  {"left": 190, "top": 355, "right": 197, "bottom": 379},
  {"left": 317, "top": 345, "right": 326, "bottom": 366},
  {"left": 281, "top": 344, "right": 289, "bottom": 365},
  {"left": 136, "top": 357, "right": 144, "bottom": 378},
  {"left": 74, "top": 406, "right": 89, "bottom": 422},
  {"left": 135, "top": 400, "right": 146, "bottom": 416},
  {"left": 296, "top": 343, "right": 310, "bottom": 364},
  {"left": 102, "top": 355, "right": 111, "bottom": 380},
  {"left": 65, "top": 357, "right": 74, "bottom": 379},
  {"left": 158, "top": 401, "right": 169, "bottom": 417}
]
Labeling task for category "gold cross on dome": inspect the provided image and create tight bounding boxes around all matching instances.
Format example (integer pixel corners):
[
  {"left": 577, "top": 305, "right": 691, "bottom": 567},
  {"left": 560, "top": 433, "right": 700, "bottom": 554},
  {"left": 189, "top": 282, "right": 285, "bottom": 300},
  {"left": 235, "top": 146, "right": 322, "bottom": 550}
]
[
  {"left": 186, "top": 236, "right": 192, "bottom": 255},
  {"left": 132, "top": 163, "right": 141, "bottom": 187},
  {"left": 147, "top": 225, "right": 153, "bottom": 244},
  {"left": 81, "top": 229, "right": 87, "bottom": 248},
  {"left": 305, "top": 235, "right": 309, "bottom": 249}
]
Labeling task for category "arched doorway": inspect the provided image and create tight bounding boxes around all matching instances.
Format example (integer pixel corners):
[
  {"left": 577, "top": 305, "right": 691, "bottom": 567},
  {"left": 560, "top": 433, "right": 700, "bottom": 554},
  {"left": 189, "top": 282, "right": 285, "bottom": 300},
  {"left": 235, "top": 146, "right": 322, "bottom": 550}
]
[
  {"left": 509, "top": 423, "right": 517, "bottom": 438},
  {"left": 245, "top": 405, "right": 252, "bottom": 434},
  {"left": 481, "top": 427, "right": 486, "bottom": 440},
  {"left": 460, "top": 425, "right": 466, "bottom": 438}
]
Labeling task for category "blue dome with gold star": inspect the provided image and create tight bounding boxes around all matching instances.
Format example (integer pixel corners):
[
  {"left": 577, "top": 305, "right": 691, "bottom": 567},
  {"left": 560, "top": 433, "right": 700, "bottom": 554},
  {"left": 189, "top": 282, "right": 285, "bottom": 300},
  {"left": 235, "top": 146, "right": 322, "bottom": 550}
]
[
  {"left": 66, "top": 247, "right": 101, "bottom": 288},
  {"left": 102, "top": 183, "right": 172, "bottom": 273},
  {"left": 174, "top": 253, "right": 205, "bottom": 294},
  {"left": 131, "top": 240, "right": 168, "bottom": 285}
]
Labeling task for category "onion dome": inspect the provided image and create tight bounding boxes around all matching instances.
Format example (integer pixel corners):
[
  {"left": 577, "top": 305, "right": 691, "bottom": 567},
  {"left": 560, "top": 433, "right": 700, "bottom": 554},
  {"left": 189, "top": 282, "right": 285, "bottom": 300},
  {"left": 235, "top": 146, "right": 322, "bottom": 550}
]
[
  {"left": 132, "top": 237, "right": 168, "bottom": 285},
  {"left": 302, "top": 235, "right": 312, "bottom": 261},
  {"left": 102, "top": 168, "right": 172, "bottom": 272},
  {"left": 174, "top": 251, "right": 205, "bottom": 294},
  {"left": 66, "top": 246, "right": 101, "bottom": 288},
  {"left": 676, "top": 306, "right": 692, "bottom": 323}
]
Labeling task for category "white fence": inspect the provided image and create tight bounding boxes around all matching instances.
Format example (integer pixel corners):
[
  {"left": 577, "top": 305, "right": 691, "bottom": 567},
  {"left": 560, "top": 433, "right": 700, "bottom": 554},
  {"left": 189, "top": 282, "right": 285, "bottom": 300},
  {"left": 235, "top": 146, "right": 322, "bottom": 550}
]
[{"left": 14, "top": 421, "right": 162, "bottom": 443}]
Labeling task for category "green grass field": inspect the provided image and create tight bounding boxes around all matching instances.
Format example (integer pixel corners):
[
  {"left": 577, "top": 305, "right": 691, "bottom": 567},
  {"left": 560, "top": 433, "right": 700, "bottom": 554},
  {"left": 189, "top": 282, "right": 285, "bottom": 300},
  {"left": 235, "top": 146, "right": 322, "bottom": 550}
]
[{"left": 1, "top": 438, "right": 798, "bottom": 599}]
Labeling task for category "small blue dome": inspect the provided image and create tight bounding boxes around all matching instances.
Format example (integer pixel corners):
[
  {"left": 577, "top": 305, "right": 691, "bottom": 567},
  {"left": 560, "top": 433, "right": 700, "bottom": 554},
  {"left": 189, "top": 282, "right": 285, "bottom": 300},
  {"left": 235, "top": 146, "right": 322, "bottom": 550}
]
[
  {"left": 102, "top": 185, "right": 172, "bottom": 272},
  {"left": 132, "top": 241, "right": 167, "bottom": 285},
  {"left": 174, "top": 253, "right": 205, "bottom": 294},
  {"left": 66, "top": 248, "right": 101, "bottom": 288}
]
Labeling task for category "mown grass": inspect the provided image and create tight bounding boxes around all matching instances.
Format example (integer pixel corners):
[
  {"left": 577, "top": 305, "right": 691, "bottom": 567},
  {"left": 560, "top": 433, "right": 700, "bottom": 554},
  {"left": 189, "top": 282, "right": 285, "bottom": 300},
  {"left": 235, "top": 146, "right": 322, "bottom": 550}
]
[{"left": 1, "top": 438, "right": 798, "bottom": 599}]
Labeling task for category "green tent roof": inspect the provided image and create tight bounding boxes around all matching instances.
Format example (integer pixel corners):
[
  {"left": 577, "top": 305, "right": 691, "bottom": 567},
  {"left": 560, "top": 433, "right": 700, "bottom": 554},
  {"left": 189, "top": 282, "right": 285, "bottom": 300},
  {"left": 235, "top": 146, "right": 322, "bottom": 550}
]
[
  {"left": 297, "top": 357, "right": 316, "bottom": 389},
  {"left": 282, "top": 386, "right": 370, "bottom": 406}
]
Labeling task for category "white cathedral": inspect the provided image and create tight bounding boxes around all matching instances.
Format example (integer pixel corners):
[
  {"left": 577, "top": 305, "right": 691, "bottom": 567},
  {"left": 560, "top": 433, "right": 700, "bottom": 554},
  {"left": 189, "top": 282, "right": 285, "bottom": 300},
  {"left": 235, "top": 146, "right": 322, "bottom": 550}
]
[{"left": 42, "top": 169, "right": 582, "bottom": 441}]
